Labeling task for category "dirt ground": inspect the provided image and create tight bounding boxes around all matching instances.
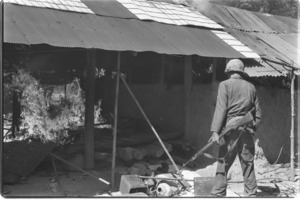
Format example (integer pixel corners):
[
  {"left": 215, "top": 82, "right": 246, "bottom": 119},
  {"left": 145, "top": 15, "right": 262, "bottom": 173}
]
[
  {"left": 2, "top": 137, "right": 299, "bottom": 198},
  {"left": 3, "top": 151, "right": 300, "bottom": 198}
]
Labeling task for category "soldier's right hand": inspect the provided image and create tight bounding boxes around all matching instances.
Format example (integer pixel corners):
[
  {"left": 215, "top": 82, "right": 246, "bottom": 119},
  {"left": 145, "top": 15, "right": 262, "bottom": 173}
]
[{"left": 208, "top": 132, "right": 220, "bottom": 144}]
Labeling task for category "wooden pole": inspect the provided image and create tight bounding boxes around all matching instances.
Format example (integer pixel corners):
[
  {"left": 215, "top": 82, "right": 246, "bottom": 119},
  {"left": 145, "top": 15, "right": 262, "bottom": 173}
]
[
  {"left": 0, "top": 1, "right": 3, "bottom": 195},
  {"left": 298, "top": 71, "right": 300, "bottom": 172},
  {"left": 184, "top": 55, "right": 192, "bottom": 140},
  {"left": 160, "top": 54, "right": 165, "bottom": 85},
  {"left": 84, "top": 49, "right": 96, "bottom": 170},
  {"left": 290, "top": 70, "right": 295, "bottom": 181},
  {"left": 111, "top": 52, "right": 121, "bottom": 190},
  {"left": 12, "top": 91, "right": 20, "bottom": 138}
]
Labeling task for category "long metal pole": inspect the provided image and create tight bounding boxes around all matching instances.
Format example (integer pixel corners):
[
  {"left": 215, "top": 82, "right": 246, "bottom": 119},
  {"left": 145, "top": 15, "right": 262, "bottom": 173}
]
[
  {"left": 290, "top": 70, "right": 295, "bottom": 181},
  {"left": 111, "top": 52, "right": 121, "bottom": 190},
  {"left": 119, "top": 75, "right": 181, "bottom": 174}
]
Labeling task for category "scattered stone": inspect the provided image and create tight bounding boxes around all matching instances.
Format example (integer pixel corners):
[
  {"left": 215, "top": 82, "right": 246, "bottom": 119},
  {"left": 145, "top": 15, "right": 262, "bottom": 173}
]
[
  {"left": 117, "top": 147, "right": 146, "bottom": 162},
  {"left": 117, "top": 142, "right": 172, "bottom": 162},
  {"left": 132, "top": 148, "right": 147, "bottom": 160},
  {"left": 117, "top": 147, "right": 134, "bottom": 161},
  {"left": 140, "top": 142, "right": 172, "bottom": 158},
  {"left": 283, "top": 163, "right": 290, "bottom": 168}
]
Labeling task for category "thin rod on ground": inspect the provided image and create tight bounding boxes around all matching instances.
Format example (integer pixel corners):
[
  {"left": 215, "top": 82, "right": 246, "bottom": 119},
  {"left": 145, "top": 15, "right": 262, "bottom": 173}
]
[
  {"left": 50, "top": 153, "right": 110, "bottom": 185},
  {"left": 137, "top": 175, "right": 193, "bottom": 182}
]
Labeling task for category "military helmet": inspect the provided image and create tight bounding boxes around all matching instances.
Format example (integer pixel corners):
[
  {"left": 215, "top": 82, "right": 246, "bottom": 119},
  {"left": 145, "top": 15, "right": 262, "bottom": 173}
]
[{"left": 224, "top": 59, "right": 247, "bottom": 75}]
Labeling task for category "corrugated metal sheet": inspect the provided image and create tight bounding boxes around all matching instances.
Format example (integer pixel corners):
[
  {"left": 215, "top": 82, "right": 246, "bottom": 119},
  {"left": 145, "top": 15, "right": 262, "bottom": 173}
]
[
  {"left": 83, "top": 0, "right": 138, "bottom": 19},
  {"left": 244, "top": 59, "right": 287, "bottom": 77},
  {"left": 212, "top": 30, "right": 260, "bottom": 58},
  {"left": 116, "top": 0, "right": 223, "bottom": 29},
  {"left": 245, "top": 66, "right": 283, "bottom": 77},
  {"left": 196, "top": 3, "right": 275, "bottom": 33},
  {"left": 111, "top": 0, "right": 260, "bottom": 59},
  {"left": 254, "top": 12, "right": 298, "bottom": 34},
  {"left": 279, "top": 33, "right": 298, "bottom": 48},
  {"left": 197, "top": 3, "right": 299, "bottom": 76},
  {"left": 4, "top": 3, "right": 244, "bottom": 58},
  {"left": 4, "top": 0, "right": 94, "bottom": 14},
  {"left": 228, "top": 31, "right": 298, "bottom": 66}
]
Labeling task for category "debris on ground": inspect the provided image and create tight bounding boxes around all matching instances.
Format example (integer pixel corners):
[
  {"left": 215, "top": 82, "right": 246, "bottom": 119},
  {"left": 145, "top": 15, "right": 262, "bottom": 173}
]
[
  {"left": 117, "top": 142, "right": 172, "bottom": 162},
  {"left": 3, "top": 137, "right": 299, "bottom": 197}
]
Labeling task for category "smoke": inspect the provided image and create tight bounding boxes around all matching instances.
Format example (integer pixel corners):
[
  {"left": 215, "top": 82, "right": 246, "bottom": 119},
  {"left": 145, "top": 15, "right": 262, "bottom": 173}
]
[{"left": 186, "top": 0, "right": 212, "bottom": 12}]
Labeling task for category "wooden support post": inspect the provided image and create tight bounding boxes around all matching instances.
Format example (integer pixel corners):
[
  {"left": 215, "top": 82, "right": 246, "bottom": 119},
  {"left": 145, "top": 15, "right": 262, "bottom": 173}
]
[
  {"left": 298, "top": 72, "right": 300, "bottom": 170},
  {"left": 84, "top": 49, "right": 96, "bottom": 170},
  {"left": 212, "top": 58, "right": 218, "bottom": 82},
  {"left": 211, "top": 58, "right": 219, "bottom": 98},
  {"left": 290, "top": 70, "right": 295, "bottom": 181},
  {"left": 160, "top": 54, "right": 165, "bottom": 85},
  {"left": 111, "top": 52, "right": 121, "bottom": 190},
  {"left": 184, "top": 55, "right": 192, "bottom": 139},
  {"left": 0, "top": 2, "right": 3, "bottom": 195},
  {"left": 12, "top": 91, "right": 20, "bottom": 138}
]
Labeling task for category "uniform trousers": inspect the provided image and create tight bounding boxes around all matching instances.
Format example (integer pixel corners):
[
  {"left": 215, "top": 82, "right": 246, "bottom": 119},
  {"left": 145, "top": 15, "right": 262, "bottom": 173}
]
[{"left": 211, "top": 128, "right": 257, "bottom": 197}]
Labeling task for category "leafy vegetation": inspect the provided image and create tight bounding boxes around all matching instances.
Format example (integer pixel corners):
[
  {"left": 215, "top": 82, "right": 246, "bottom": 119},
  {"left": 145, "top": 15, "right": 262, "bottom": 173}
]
[
  {"left": 210, "top": 0, "right": 298, "bottom": 19},
  {"left": 5, "top": 69, "right": 94, "bottom": 144}
]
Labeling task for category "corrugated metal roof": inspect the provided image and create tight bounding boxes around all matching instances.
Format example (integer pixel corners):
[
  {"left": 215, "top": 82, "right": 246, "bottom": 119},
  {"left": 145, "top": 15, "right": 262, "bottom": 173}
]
[
  {"left": 196, "top": 3, "right": 299, "bottom": 76},
  {"left": 83, "top": 0, "right": 137, "bottom": 18},
  {"left": 4, "top": 0, "right": 94, "bottom": 14},
  {"left": 116, "top": 0, "right": 223, "bottom": 29},
  {"left": 254, "top": 12, "right": 298, "bottom": 34},
  {"left": 279, "top": 33, "right": 298, "bottom": 47},
  {"left": 212, "top": 30, "right": 260, "bottom": 58},
  {"left": 196, "top": 3, "right": 275, "bottom": 33},
  {"left": 245, "top": 66, "right": 283, "bottom": 77},
  {"left": 3, "top": 3, "right": 244, "bottom": 58},
  {"left": 112, "top": 0, "right": 260, "bottom": 59},
  {"left": 244, "top": 59, "right": 287, "bottom": 77},
  {"left": 228, "top": 31, "right": 298, "bottom": 66}
]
